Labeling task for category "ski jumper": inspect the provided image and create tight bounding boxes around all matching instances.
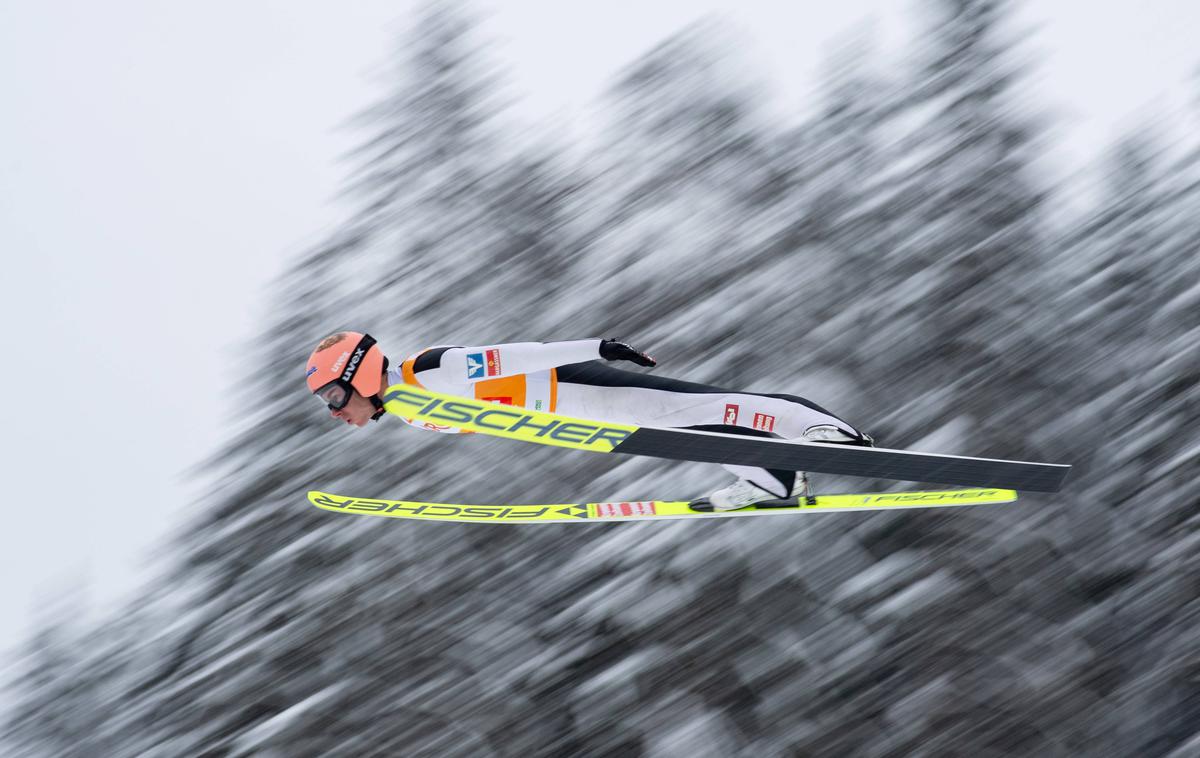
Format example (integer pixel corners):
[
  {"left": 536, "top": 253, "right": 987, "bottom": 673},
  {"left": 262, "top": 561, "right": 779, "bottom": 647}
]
[{"left": 386, "top": 339, "right": 870, "bottom": 496}]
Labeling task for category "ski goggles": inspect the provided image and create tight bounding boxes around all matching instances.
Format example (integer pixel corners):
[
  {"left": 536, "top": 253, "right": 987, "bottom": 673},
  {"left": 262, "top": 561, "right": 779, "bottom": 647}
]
[{"left": 314, "top": 380, "right": 354, "bottom": 411}]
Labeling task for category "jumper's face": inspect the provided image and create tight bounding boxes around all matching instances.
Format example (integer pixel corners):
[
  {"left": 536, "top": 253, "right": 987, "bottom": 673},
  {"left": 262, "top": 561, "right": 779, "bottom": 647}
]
[{"left": 328, "top": 389, "right": 378, "bottom": 427}]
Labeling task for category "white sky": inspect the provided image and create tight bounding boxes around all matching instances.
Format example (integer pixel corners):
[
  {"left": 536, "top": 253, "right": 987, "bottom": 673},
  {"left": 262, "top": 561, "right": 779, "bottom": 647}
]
[{"left": 0, "top": 0, "right": 1197, "bottom": 657}]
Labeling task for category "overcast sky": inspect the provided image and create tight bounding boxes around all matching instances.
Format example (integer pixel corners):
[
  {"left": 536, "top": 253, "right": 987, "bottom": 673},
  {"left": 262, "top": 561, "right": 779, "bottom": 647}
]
[{"left": 1, "top": 0, "right": 1197, "bottom": 657}]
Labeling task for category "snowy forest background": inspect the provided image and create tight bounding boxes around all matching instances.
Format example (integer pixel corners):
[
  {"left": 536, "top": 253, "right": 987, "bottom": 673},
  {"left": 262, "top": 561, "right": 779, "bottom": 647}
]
[{"left": 6, "top": 0, "right": 1200, "bottom": 755}]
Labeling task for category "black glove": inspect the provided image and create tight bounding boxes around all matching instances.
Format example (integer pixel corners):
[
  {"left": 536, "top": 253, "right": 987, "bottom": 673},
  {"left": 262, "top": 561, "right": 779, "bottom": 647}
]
[{"left": 600, "top": 339, "right": 657, "bottom": 367}]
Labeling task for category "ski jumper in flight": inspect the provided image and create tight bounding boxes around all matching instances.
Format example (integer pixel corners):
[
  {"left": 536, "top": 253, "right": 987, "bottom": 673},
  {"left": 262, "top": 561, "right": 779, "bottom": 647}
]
[{"left": 305, "top": 332, "right": 874, "bottom": 510}]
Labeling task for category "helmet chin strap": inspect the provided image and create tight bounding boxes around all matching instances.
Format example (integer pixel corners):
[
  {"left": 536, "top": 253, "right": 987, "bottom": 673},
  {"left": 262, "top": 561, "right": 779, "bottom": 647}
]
[{"left": 370, "top": 357, "right": 390, "bottom": 422}]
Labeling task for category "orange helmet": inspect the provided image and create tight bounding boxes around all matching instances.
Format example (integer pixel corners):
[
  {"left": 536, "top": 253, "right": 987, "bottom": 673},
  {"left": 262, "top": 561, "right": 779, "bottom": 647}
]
[{"left": 305, "top": 332, "right": 389, "bottom": 419}]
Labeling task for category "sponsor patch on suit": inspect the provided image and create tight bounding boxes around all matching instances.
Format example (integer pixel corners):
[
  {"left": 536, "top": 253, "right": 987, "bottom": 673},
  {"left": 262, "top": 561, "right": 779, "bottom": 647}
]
[{"left": 724, "top": 404, "right": 740, "bottom": 425}]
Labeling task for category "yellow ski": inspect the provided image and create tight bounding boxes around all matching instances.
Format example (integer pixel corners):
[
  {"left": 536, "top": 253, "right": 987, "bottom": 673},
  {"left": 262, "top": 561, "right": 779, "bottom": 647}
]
[{"left": 308, "top": 488, "right": 1017, "bottom": 524}]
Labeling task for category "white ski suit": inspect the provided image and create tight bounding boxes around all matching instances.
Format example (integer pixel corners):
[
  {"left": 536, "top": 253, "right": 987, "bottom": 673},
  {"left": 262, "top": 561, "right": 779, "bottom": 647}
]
[{"left": 386, "top": 339, "right": 871, "bottom": 496}]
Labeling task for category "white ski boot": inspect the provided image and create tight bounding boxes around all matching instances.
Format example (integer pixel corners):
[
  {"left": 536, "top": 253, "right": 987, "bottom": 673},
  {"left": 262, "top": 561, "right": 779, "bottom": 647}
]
[
  {"left": 707, "top": 473, "right": 809, "bottom": 511},
  {"left": 803, "top": 424, "right": 872, "bottom": 445}
]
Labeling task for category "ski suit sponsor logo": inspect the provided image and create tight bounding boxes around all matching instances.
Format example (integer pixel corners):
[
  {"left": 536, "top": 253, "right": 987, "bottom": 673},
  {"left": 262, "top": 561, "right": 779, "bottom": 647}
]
[
  {"left": 595, "top": 502, "right": 657, "bottom": 518},
  {"left": 341, "top": 347, "right": 366, "bottom": 381},
  {"left": 724, "top": 404, "right": 739, "bottom": 425},
  {"left": 480, "top": 396, "right": 513, "bottom": 405},
  {"left": 331, "top": 351, "right": 352, "bottom": 373},
  {"left": 466, "top": 353, "right": 485, "bottom": 379},
  {"left": 466, "top": 349, "right": 502, "bottom": 380},
  {"left": 306, "top": 365, "right": 318, "bottom": 378},
  {"left": 312, "top": 493, "right": 553, "bottom": 520},
  {"left": 383, "top": 387, "right": 632, "bottom": 450},
  {"left": 753, "top": 413, "right": 776, "bottom": 432},
  {"left": 859, "top": 490, "right": 1000, "bottom": 504}
]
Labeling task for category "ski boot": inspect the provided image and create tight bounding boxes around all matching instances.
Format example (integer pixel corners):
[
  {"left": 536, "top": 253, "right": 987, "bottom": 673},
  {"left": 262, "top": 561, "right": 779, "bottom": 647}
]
[
  {"left": 803, "top": 424, "right": 874, "bottom": 446},
  {"left": 705, "top": 473, "right": 810, "bottom": 511}
]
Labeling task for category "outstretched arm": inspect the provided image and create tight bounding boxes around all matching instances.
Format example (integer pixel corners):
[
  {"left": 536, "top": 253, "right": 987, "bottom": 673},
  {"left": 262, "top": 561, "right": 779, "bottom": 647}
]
[{"left": 433, "top": 338, "right": 656, "bottom": 383}]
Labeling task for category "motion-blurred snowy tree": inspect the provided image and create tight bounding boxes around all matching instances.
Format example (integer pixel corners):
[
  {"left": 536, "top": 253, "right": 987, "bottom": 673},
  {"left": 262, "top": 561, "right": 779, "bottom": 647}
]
[
  {"left": 787, "top": 30, "right": 898, "bottom": 392},
  {"left": 1083, "top": 128, "right": 1200, "bottom": 512},
  {"left": 4, "top": 605, "right": 112, "bottom": 758},
  {"left": 853, "top": 0, "right": 1058, "bottom": 458},
  {"left": 346, "top": 1, "right": 506, "bottom": 341},
  {"left": 576, "top": 22, "right": 777, "bottom": 370},
  {"left": 1045, "top": 130, "right": 1171, "bottom": 478}
]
